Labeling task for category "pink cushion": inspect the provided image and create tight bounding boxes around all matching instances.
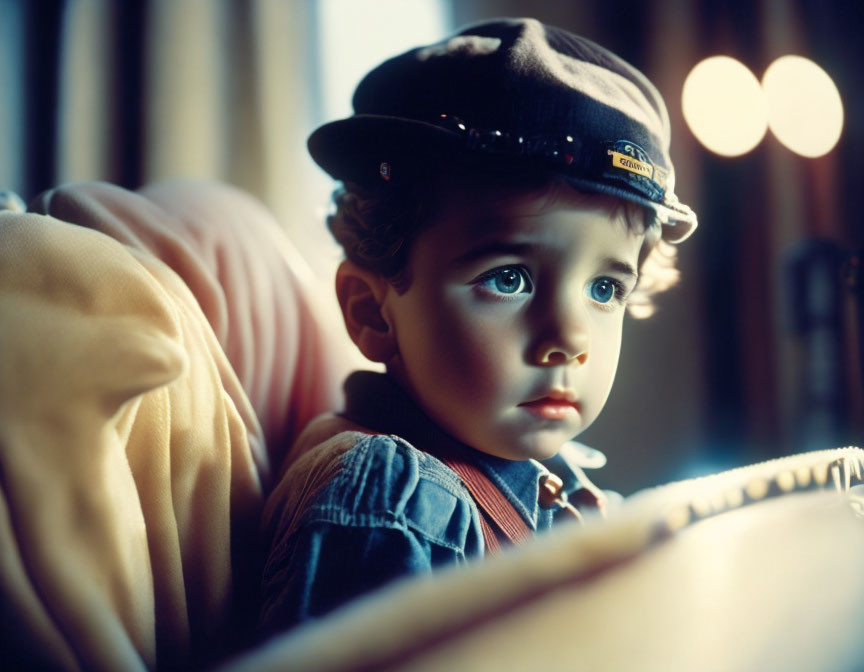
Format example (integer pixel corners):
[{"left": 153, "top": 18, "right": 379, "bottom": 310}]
[{"left": 31, "top": 179, "right": 349, "bottom": 472}]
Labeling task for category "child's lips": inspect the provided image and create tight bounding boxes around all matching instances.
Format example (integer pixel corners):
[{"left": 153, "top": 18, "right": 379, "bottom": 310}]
[{"left": 518, "top": 396, "right": 580, "bottom": 420}]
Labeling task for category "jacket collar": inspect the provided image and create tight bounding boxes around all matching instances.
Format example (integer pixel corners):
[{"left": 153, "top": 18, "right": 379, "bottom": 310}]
[{"left": 341, "top": 370, "right": 592, "bottom": 530}]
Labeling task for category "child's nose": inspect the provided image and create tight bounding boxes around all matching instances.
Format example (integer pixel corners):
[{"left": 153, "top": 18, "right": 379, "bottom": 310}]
[
  {"left": 536, "top": 346, "right": 588, "bottom": 366},
  {"left": 530, "top": 306, "right": 589, "bottom": 366}
]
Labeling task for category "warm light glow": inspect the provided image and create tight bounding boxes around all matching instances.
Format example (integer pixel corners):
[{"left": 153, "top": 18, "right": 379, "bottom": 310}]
[
  {"left": 762, "top": 55, "right": 844, "bottom": 158},
  {"left": 682, "top": 56, "right": 767, "bottom": 157}
]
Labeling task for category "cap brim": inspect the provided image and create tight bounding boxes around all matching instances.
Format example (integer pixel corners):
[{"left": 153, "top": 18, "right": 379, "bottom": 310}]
[
  {"left": 309, "top": 116, "right": 697, "bottom": 243},
  {"left": 308, "top": 116, "right": 462, "bottom": 181}
]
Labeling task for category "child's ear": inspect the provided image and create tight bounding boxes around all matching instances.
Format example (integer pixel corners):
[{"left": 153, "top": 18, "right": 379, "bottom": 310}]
[{"left": 335, "top": 261, "right": 398, "bottom": 363}]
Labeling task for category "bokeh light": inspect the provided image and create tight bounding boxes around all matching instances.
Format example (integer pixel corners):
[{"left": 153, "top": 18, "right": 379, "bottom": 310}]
[
  {"left": 682, "top": 56, "right": 768, "bottom": 157},
  {"left": 762, "top": 55, "right": 844, "bottom": 158}
]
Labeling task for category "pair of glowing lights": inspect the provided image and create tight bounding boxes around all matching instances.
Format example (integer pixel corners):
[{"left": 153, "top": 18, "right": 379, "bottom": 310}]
[{"left": 681, "top": 55, "right": 844, "bottom": 158}]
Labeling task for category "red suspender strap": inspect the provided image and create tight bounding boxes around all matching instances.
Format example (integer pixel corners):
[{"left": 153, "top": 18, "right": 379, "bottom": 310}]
[
  {"left": 477, "top": 513, "right": 502, "bottom": 555},
  {"left": 438, "top": 455, "right": 532, "bottom": 554}
]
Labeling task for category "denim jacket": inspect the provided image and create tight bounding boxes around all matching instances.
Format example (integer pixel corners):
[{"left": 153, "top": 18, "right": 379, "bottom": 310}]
[{"left": 259, "top": 371, "right": 610, "bottom": 634}]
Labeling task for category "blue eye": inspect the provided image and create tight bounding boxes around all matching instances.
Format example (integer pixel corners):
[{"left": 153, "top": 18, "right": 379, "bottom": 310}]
[
  {"left": 588, "top": 277, "right": 620, "bottom": 304},
  {"left": 478, "top": 267, "right": 533, "bottom": 295}
]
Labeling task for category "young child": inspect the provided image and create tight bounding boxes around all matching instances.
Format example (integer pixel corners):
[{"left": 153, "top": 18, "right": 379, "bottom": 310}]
[{"left": 259, "top": 17, "right": 697, "bottom": 633}]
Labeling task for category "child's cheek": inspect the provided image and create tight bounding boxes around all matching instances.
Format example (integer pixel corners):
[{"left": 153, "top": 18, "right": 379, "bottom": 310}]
[
  {"left": 443, "top": 310, "right": 521, "bottom": 399},
  {"left": 582, "top": 319, "right": 625, "bottom": 422}
]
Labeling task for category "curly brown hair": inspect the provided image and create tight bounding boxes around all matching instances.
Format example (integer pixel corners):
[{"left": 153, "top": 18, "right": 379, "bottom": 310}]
[{"left": 327, "top": 168, "right": 679, "bottom": 317}]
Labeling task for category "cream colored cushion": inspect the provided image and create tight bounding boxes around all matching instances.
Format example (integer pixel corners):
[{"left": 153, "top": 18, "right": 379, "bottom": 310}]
[{"left": 0, "top": 180, "right": 349, "bottom": 670}]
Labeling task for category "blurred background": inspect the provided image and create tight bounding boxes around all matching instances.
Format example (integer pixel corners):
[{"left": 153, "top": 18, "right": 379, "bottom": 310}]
[{"left": 1, "top": 0, "right": 861, "bottom": 494}]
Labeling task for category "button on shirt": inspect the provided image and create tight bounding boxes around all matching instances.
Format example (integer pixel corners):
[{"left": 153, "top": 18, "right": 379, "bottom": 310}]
[{"left": 259, "top": 371, "right": 608, "bottom": 633}]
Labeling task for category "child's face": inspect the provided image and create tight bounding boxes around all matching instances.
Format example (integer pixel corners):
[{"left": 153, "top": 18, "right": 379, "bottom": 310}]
[{"left": 381, "top": 186, "right": 646, "bottom": 461}]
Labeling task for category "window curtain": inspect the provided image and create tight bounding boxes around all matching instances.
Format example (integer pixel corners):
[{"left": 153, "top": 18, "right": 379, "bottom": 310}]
[{"left": 2, "top": 0, "right": 336, "bottom": 274}]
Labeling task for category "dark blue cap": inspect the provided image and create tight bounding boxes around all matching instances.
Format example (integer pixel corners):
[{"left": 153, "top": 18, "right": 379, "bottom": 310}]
[{"left": 309, "top": 18, "right": 697, "bottom": 243}]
